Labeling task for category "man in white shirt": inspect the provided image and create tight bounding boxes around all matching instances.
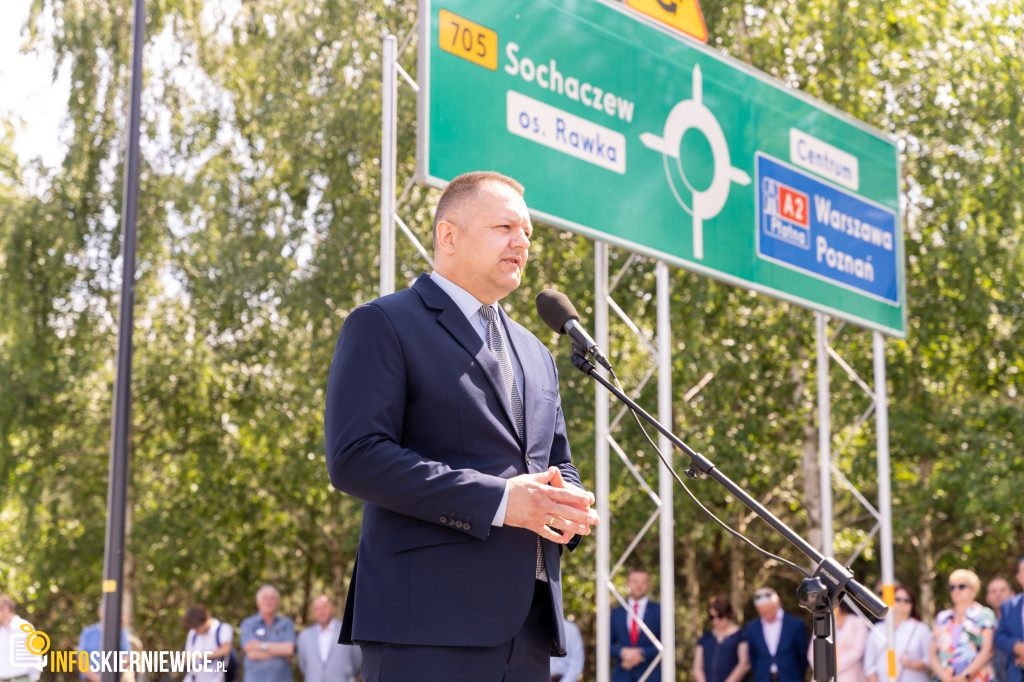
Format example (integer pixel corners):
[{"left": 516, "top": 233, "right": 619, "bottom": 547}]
[
  {"left": 183, "top": 604, "right": 234, "bottom": 682},
  {"left": 295, "top": 596, "right": 359, "bottom": 682},
  {"left": 744, "top": 587, "right": 808, "bottom": 682},
  {"left": 0, "top": 595, "right": 42, "bottom": 682}
]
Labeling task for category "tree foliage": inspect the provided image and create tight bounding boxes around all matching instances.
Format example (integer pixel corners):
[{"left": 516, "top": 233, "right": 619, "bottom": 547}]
[{"left": 1, "top": 0, "right": 1022, "bottom": 679}]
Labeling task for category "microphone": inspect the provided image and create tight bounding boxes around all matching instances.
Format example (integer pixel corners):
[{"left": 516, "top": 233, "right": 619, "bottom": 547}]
[{"left": 535, "top": 289, "right": 613, "bottom": 371}]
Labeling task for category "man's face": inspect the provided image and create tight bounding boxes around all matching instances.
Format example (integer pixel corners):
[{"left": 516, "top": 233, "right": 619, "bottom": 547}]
[
  {"left": 0, "top": 605, "right": 13, "bottom": 627},
  {"left": 986, "top": 579, "right": 1012, "bottom": 611},
  {"left": 438, "top": 182, "right": 532, "bottom": 305},
  {"left": 625, "top": 571, "right": 651, "bottom": 601},
  {"left": 753, "top": 590, "right": 778, "bottom": 620},
  {"left": 257, "top": 591, "right": 279, "bottom": 617},
  {"left": 311, "top": 598, "right": 334, "bottom": 627},
  {"left": 196, "top": 619, "right": 212, "bottom": 635}
]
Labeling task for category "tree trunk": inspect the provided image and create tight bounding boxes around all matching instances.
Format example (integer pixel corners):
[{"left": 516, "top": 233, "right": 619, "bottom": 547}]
[
  {"left": 792, "top": 350, "right": 823, "bottom": 556},
  {"left": 913, "top": 456, "right": 936, "bottom": 625},
  {"left": 730, "top": 508, "right": 747, "bottom": 617}
]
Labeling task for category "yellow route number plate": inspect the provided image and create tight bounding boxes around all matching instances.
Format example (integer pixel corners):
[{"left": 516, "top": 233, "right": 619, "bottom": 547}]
[{"left": 438, "top": 9, "right": 498, "bottom": 71}]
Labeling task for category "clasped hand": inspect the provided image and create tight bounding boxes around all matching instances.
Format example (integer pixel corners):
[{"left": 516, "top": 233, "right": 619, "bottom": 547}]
[{"left": 504, "top": 467, "right": 600, "bottom": 543}]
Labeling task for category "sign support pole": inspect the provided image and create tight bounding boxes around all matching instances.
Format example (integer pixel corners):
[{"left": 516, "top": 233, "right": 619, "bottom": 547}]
[
  {"left": 657, "top": 261, "right": 675, "bottom": 682},
  {"left": 595, "top": 242, "right": 611, "bottom": 682}
]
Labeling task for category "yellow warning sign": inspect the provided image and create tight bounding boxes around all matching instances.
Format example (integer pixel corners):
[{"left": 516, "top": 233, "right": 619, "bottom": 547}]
[
  {"left": 438, "top": 9, "right": 498, "bottom": 71},
  {"left": 626, "top": 0, "right": 708, "bottom": 43}
]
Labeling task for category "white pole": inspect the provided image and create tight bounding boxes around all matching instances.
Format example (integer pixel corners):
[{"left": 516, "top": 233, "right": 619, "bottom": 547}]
[
  {"left": 596, "top": 242, "right": 611, "bottom": 682},
  {"left": 656, "top": 261, "right": 675, "bottom": 682},
  {"left": 380, "top": 35, "right": 397, "bottom": 297},
  {"left": 816, "top": 312, "right": 833, "bottom": 556},
  {"left": 874, "top": 331, "right": 897, "bottom": 681}
]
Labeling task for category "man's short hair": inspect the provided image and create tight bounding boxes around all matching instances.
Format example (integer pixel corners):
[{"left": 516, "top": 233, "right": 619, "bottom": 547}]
[
  {"left": 432, "top": 171, "right": 525, "bottom": 249},
  {"left": 0, "top": 595, "right": 16, "bottom": 612},
  {"left": 183, "top": 604, "right": 210, "bottom": 631},
  {"left": 256, "top": 585, "right": 280, "bottom": 602}
]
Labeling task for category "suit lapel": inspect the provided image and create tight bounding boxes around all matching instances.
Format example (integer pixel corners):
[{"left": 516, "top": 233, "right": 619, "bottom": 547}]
[{"left": 413, "top": 275, "right": 522, "bottom": 444}]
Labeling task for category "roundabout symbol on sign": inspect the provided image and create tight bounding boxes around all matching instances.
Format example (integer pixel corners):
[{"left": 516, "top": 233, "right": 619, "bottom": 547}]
[{"left": 639, "top": 64, "right": 750, "bottom": 260}]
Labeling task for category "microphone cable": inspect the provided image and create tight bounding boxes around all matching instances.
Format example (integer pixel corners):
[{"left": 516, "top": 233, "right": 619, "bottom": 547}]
[{"left": 603, "top": 362, "right": 812, "bottom": 580}]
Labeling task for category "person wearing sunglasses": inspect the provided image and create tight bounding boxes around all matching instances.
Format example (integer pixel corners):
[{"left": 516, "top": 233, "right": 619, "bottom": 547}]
[
  {"left": 744, "top": 587, "right": 808, "bottom": 682},
  {"left": 864, "top": 585, "right": 932, "bottom": 682},
  {"left": 694, "top": 595, "right": 749, "bottom": 682},
  {"left": 930, "top": 569, "right": 997, "bottom": 682}
]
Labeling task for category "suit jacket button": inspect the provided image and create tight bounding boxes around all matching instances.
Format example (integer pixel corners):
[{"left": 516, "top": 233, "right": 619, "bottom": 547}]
[
  {"left": 464, "top": 523, "right": 471, "bottom": 531},
  {"left": 449, "top": 519, "right": 455, "bottom": 526},
  {"left": 439, "top": 515, "right": 447, "bottom": 523},
  {"left": 455, "top": 520, "right": 463, "bottom": 529}
]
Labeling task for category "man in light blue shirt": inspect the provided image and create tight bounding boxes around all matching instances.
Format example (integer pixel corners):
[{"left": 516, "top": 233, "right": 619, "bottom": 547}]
[
  {"left": 76, "top": 605, "right": 132, "bottom": 682},
  {"left": 239, "top": 586, "right": 295, "bottom": 682},
  {"left": 550, "top": 617, "right": 585, "bottom": 681}
]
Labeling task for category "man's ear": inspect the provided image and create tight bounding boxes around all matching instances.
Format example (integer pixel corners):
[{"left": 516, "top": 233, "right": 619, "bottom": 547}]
[{"left": 435, "top": 219, "right": 458, "bottom": 255}]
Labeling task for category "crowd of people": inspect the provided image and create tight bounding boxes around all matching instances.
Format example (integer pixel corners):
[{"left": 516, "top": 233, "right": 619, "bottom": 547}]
[
  {"left": 683, "top": 558, "right": 1024, "bottom": 682},
  {"left": 4, "top": 559, "right": 1024, "bottom": 682},
  {"left": 0, "top": 587, "right": 359, "bottom": 682}
]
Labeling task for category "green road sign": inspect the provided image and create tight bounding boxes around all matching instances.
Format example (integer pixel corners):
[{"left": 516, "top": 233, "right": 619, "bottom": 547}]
[{"left": 418, "top": 0, "right": 906, "bottom": 336}]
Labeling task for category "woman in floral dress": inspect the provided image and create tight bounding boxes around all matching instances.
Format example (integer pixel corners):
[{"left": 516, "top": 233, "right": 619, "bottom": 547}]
[{"left": 930, "top": 569, "right": 997, "bottom": 682}]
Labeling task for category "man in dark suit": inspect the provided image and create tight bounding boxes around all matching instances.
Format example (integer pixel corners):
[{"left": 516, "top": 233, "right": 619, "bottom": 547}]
[
  {"left": 610, "top": 568, "right": 662, "bottom": 682},
  {"left": 744, "top": 587, "right": 808, "bottom": 682},
  {"left": 995, "top": 557, "right": 1024, "bottom": 682},
  {"left": 324, "top": 171, "right": 600, "bottom": 682}
]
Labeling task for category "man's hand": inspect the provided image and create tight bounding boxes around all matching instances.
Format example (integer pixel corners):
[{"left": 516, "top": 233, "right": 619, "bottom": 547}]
[
  {"left": 619, "top": 646, "right": 644, "bottom": 670},
  {"left": 504, "top": 467, "right": 599, "bottom": 543}
]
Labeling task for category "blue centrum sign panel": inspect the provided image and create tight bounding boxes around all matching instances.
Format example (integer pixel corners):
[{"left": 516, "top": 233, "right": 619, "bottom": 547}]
[{"left": 417, "top": 0, "right": 906, "bottom": 336}]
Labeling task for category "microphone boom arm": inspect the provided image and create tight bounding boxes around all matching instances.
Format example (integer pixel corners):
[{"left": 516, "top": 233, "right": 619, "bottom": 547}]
[{"left": 569, "top": 351, "right": 888, "bottom": 623}]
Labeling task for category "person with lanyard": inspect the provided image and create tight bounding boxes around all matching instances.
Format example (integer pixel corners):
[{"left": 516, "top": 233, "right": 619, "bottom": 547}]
[
  {"left": 0, "top": 595, "right": 41, "bottom": 682},
  {"left": 930, "top": 569, "right": 997, "bottom": 682},
  {"left": 240, "top": 586, "right": 295, "bottom": 682},
  {"left": 864, "top": 584, "right": 932, "bottom": 682}
]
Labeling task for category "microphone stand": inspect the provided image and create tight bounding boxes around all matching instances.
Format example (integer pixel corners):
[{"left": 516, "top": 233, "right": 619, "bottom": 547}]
[{"left": 570, "top": 351, "right": 887, "bottom": 681}]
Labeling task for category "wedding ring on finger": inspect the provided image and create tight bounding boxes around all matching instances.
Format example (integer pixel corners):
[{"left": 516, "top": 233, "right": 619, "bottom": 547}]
[{"left": 547, "top": 515, "right": 557, "bottom": 528}]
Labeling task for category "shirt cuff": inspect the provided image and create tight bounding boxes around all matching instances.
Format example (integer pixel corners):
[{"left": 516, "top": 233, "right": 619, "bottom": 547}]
[{"left": 491, "top": 481, "right": 510, "bottom": 526}]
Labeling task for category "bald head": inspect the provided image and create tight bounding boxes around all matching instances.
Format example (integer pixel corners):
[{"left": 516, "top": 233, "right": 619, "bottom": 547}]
[
  {"left": 432, "top": 171, "right": 525, "bottom": 251},
  {"left": 310, "top": 595, "right": 335, "bottom": 627}
]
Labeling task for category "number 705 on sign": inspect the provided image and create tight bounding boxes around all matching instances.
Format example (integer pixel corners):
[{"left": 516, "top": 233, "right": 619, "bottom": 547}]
[{"left": 438, "top": 9, "right": 498, "bottom": 71}]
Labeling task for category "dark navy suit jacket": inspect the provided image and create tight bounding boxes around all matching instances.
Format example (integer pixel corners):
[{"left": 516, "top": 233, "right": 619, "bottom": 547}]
[
  {"left": 996, "top": 593, "right": 1024, "bottom": 682},
  {"left": 325, "top": 274, "right": 580, "bottom": 654},
  {"left": 610, "top": 600, "right": 662, "bottom": 682},
  {"left": 745, "top": 612, "right": 809, "bottom": 682}
]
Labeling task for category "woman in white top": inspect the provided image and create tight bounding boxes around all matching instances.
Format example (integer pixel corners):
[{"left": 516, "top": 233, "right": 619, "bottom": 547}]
[{"left": 864, "top": 585, "right": 933, "bottom": 682}]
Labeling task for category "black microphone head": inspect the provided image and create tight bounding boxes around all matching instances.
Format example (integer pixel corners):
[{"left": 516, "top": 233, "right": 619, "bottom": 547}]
[{"left": 535, "top": 289, "right": 579, "bottom": 335}]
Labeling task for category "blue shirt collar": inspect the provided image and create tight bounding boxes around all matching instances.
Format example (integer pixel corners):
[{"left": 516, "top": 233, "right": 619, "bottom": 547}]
[{"left": 429, "top": 271, "right": 498, "bottom": 323}]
